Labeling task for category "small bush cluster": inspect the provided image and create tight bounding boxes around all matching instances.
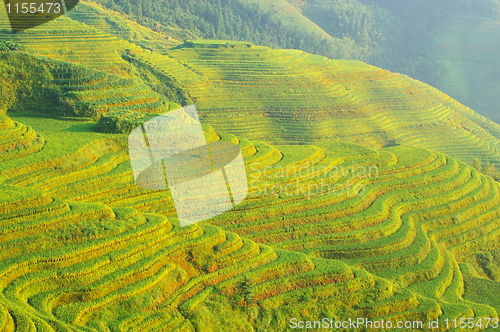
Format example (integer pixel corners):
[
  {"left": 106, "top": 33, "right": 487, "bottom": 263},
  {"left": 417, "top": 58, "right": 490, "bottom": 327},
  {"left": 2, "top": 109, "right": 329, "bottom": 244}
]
[
  {"left": 0, "top": 41, "right": 29, "bottom": 52},
  {"left": 96, "top": 111, "right": 155, "bottom": 134}
]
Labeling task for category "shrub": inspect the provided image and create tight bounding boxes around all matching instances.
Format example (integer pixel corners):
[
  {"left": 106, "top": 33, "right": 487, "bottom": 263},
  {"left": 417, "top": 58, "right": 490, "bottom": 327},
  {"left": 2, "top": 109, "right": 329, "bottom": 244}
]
[
  {"left": 0, "top": 41, "right": 29, "bottom": 52},
  {"left": 61, "top": 98, "right": 108, "bottom": 121},
  {"left": 96, "top": 112, "right": 154, "bottom": 134}
]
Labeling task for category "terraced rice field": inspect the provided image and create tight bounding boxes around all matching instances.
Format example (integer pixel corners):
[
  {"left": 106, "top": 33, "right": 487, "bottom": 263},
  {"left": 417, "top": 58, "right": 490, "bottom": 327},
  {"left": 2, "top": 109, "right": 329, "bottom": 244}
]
[
  {"left": 50, "top": 64, "right": 170, "bottom": 115},
  {"left": 65, "top": 1, "right": 181, "bottom": 53},
  {"left": 0, "top": 4, "right": 138, "bottom": 76},
  {"left": 1, "top": 3, "right": 499, "bottom": 167},
  {"left": 0, "top": 19, "right": 173, "bottom": 116},
  {"left": 0, "top": 115, "right": 44, "bottom": 161},
  {"left": 134, "top": 42, "right": 500, "bottom": 168},
  {"left": 1, "top": 115, "right": 499, "bottom": 330}
]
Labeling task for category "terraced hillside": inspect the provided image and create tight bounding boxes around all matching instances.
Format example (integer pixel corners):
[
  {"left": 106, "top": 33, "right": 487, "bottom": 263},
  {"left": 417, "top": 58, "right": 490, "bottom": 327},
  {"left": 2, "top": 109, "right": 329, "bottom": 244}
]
[
  {"left": 0, "top": 115, "right": 44, "bottom": 161},
  {"left": 0, "top": 124, "right": 394, "bottom": 329},
  {"left": 65, "top": 1, "right": 183, "bottom": 53},
  {"left": 0, "top": 181, "right": 440, "bottom": 331},
  {"left": 0, "top": 3, "right": 137, "bottom": 76},
  {"left": 47, "top": 62, "right": 174, "bottom": 116},
  {"left": 1, "top": 3, "right": 499, "bottom": 168},
  {"left": 1, "top": 115, "right": 499, "bottom": 330},
  {"left": 0, "top": 5, "right": 186, "bottom": 118},
  {"left": 0, "top": 45, "right": 177, "bottom": 121},
  {"left": 133, "top": 41, "right": 500, "bottom": 168}
]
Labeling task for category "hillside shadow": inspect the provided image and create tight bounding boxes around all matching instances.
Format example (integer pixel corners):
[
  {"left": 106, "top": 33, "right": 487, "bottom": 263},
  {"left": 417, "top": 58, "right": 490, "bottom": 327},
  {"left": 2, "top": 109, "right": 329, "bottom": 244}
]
[
  {"left": 383, "top": 140, "right": 400, "bottom": 148},
  {"left": 63, "top": 123, "right": 97, "bottom": 133}
]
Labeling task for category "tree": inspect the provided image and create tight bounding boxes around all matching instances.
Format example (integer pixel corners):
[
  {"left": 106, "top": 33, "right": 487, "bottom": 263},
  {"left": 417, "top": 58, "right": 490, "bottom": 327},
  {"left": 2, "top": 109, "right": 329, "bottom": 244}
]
[
  {"left": 472, "top": 158, "right": 483, "bottom": 172},
  {"left": 471, "top": 158, "right": 498, "bottom": 181},
  {"left": 241, "top": 276, "right": 255, "bottom": 307},
  {"left": 486, "top": 163, "right": 498, "bottom": 180}
]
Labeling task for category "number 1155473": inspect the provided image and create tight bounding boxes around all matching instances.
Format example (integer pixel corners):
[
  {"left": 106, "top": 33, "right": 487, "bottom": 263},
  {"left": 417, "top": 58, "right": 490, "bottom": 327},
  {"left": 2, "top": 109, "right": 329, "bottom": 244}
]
[{"left": 5, "top": 2, "right": 62, "bottom": 14}]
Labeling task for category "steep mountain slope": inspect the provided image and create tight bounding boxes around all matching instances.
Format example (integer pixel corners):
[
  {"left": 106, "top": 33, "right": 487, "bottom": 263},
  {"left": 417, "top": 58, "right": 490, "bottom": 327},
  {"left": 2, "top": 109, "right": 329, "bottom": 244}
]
[
  {"left": 86, "top": 0, "right": 372, "bottom": 61},
  {"left": 68, "top": 0, "right": 500, "bottom": 127},
  {"left": 133, "top": 41, "right": 500, "bottom": 169},
  {"left": 2, "top": 6, "right": 499, "bottom": 169},
  {"left": 82, "top": 0, "right": 500, "bottom": 127},
  {"left": 301, "top": 0, "right": 500, "bottom": 125},
  {"left": 0, "top": 12, "right": 137, "bottom": 76},
  {"left": 0, "top": 49, "right": 180, "bottom": 121},
  {"left": 65, "top": 1, "right": 184, "bottom": 53}
]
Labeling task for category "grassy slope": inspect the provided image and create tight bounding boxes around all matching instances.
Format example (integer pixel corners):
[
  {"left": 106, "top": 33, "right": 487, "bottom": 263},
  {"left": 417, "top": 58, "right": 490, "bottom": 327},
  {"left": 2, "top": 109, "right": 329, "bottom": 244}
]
[
  {"left": 241, "top": 0, "right": 332, "bottom": 38},
  {"left": 66, "top": 1, "right": 183, "bottom": 53},
  {"left": 299, "top": 1, "right": 500, "bottom": 126},
  {"left": 0, "top": 10, "right": 186, "bottom": 118}
]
